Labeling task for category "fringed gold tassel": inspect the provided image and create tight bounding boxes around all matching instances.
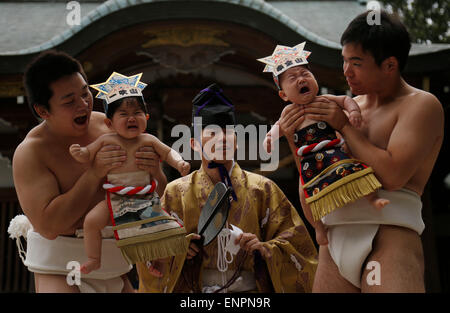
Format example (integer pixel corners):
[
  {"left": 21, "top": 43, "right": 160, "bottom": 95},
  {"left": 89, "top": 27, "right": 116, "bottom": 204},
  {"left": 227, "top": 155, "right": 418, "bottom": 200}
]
[
  {"left": 307, "top": 171, "right": 382, "bottom": 221},
  {"left": 119, "top": 234, "right": 189, "bottom": 265}
]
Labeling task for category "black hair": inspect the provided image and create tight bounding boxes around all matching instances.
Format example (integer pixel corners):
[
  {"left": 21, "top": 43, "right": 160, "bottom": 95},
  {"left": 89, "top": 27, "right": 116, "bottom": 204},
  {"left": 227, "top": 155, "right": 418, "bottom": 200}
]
[
  {"left": 105, "top": 96, "right": 147, "bottom": 119},
  {"left": 23, "top": 50, "right": 88, "bottom": 119},
  {"left": 340, "top": 10, "right": 411, "bottom": 72}
]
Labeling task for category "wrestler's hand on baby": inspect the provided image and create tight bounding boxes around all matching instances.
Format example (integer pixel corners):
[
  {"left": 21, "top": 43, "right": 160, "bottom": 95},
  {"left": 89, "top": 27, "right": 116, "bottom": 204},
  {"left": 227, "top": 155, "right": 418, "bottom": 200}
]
[
  {"left": 93, "top": 144, "right": 126, "bottom": 178},
  {"left": 178, "top": 160, "right": 191, "bottom": 176},
  {"left": 305, "top": 99, "right": 349, "bottom": 131},
  {"left": 186, "top": 234, "right": 202, "bottom": 260},
  {"left": 135, "top": 146, "right": 160, "bottom": 173},
  {"left": 236, "top": 233, "right": 268, "bottom": 258},
  {"left": 279, "top": 103, "right": 305, "bottom": 137}
]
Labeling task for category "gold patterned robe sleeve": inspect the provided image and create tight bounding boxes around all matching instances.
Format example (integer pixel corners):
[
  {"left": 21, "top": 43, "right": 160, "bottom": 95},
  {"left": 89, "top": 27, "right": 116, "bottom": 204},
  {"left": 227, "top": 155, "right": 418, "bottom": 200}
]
[{"left": 255, "top": 177, "right": 318, "bottom": 293}]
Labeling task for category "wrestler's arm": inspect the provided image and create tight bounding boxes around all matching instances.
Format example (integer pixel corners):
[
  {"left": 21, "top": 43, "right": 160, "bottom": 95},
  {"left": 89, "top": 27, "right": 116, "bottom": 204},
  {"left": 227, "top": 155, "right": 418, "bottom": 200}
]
[
  {"left": 307, "top": 93, "right": 444, "bottom": 190},
  {"left": 12, "top": 142, "right": 120, "bottom": 239}
]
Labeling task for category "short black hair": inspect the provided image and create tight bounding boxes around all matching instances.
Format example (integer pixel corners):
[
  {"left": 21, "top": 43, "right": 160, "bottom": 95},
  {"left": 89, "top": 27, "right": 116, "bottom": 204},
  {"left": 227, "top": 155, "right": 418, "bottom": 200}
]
[
  {"left": 23, "top": 50, "right": 87, "bottom": 119},
  {"left": 340, "top": 10, "right": 411, "bottom": 72},
  {"left": 105, "top": 96, "right": 147, "bottom": 119}
]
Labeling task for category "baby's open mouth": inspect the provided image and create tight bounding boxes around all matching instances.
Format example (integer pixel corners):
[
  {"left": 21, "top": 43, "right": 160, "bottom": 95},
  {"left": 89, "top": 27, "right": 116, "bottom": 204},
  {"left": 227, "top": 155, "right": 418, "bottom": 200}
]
[
  {"left": 300, "top": 86, "right": 310, "bottom": 94},
  {"left": 127, "top": 125, "right": 138, "bottom": 129},
  {"left": 74, "top": 115, "right": 87, "bottom": 125}
]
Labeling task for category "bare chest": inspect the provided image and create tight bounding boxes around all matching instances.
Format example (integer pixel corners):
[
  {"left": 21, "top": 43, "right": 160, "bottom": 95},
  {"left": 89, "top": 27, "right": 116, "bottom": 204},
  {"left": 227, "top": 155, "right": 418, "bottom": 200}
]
[
  {"left": 107, "top": 137, "right": 143, "bottom": 174},
  {"left": 360, "top": 105, "right": 398, "bottom": 149},
  {"left": 44, "top": 146, "right": 91, "bottom": 192}
]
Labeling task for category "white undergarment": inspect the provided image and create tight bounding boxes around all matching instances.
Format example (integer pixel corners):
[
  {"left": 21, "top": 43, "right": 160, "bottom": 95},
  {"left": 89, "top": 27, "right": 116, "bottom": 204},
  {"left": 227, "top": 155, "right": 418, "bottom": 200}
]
[{"left": 322, "top": 188, "right": 424, "bottom": 288}]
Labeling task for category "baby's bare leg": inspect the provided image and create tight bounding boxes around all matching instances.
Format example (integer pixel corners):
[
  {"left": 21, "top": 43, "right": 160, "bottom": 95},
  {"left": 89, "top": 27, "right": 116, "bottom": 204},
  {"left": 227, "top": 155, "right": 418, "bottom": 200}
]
[
  {"left": 147, "top": 257, "right": 170, "bottom": 278},
  {"left": 299, "top": 188, "right": 328, "bottom": 245},
  {"left": 81, "top": 200, "right": 110, "bottom": 274},
  {"left": 365, "top": 192, "right": 390, "bottom": 210},
  {"left": 69, "top": 144, "right": 90, "bottom": 163},
  {"left": 313, "top": 220, "right": 329, "bottom": 246}
]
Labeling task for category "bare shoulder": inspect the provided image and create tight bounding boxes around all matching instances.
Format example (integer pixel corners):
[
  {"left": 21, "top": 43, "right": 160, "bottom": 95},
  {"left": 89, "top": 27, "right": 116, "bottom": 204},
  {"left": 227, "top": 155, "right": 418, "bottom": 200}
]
[
  {"left": 91, "top": 110, "right": 107, "bottom": 123},
  {"left": 138, "top": 133, "right": 160, "bottom": 145},
  {"left": 353, "top": 95, "right": 364, "bottom": 105},
  {"left": 12, "top": 125, "right": 54, "bottom": 202},
  {"left": 407, "top": 88, "right": 442, "bottom": 110},
  {"left": 139, "top": 133, "right": 158, "bottom": 141},
  {"left": 400, "top": 88, "right": 444, "bottom": 123},
  {"left": 90, "top": 111, "right": 111, "bottom": 135},
  {"left": 89, "top": 111, "right": 117, "bottom": 143},
  {"left": 95, "top": 132, "right": 121, "bottom": 145},
  {"left": 13, "top": 138, "right": 37, "bottom": 171},
  {"left": 13, "top": 124, "right": 47, "bottom": 166}
]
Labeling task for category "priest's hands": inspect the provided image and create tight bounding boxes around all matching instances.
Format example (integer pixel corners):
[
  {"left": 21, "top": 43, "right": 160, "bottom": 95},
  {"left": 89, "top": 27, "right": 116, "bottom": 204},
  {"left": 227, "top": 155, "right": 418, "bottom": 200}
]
[
  {"left": 236, "top": 233, "right": 268, "bottom": 258},
  {"left": 185, "top": 233, "right": 269, "bottom": 260},
  {"left": 186, "top": 234, "right": 202, "bottom": 260}
]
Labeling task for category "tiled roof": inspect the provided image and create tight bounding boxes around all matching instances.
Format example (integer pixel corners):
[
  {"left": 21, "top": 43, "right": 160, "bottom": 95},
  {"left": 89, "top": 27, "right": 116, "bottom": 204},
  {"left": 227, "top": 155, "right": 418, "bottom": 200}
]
[{"left": 0, "top": 0, "right": 448, "bottom": 56}]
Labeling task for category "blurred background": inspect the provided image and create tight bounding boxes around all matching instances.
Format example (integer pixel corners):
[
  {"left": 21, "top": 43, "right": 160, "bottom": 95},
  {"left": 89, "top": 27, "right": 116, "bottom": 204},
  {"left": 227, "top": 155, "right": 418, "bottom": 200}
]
[{"left": 0, "top": 0, "right": 449, "bottom": 292}]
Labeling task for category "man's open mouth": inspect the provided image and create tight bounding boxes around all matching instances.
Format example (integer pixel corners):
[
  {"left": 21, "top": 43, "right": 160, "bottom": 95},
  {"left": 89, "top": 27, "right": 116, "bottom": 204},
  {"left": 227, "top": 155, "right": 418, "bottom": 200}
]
[
  {"left": 74, "top": 115, "right": 88, "bottom": 125},
  {"left": 300, "top": 86, "right": 310, "bottom": 94}
]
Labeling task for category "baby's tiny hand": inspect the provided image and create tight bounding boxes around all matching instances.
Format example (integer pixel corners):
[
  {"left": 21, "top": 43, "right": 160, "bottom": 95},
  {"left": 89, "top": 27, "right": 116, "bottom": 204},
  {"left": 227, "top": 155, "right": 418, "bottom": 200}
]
[
  {"left": 263, "top": 136, "right": 272, "bottom": 154},
  {"left": 69, "top": 144, "right": 81, "bottom": 156},
  {"left": 70, "top": 144, "right": 91, "bottom": 163},
  {"left": 178, "top": 161, "right": 190, "bottom": 176},
  {"left": 349, "top": 111, "right": 362, "bottom": 128}
]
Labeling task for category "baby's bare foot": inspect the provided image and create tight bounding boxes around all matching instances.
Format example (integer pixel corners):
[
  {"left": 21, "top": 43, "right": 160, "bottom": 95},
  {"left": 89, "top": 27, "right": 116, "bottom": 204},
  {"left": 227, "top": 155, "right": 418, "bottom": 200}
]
[
  {"left": 81, "top": 258, "right": 101, "bottom": 274},
  {"left": 147, "top": 260, "right": 167, "bottom": 278},
  {"left": 372, "top": 198, "right": 390, "bottom": 210}
]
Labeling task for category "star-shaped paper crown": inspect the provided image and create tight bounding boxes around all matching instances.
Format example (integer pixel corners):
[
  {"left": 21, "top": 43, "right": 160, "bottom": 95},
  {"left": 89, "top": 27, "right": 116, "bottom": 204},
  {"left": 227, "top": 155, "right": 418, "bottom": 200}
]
[
  {"left": 90, "top": 72, "right": 148, "bottom": 105},
  {"left": 257, "top": 42, "right": 311, "bottom": 87}
]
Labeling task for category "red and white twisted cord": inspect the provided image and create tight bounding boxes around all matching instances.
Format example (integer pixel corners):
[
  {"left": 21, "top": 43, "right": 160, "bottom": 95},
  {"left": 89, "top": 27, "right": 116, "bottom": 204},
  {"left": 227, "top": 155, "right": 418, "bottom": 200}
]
[
  {"left": 102, "top": 179, "right": 158, "bottom": 195},
  {"left": 296, "top": 138, "right": 344, "bottom": 157}
]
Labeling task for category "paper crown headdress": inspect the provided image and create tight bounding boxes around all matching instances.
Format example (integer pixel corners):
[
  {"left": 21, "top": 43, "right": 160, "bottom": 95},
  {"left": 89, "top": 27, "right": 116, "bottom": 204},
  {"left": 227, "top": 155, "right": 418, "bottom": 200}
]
[
  {"left": 257, "top": 42, "right": 311, "bottom": 88},
  {"left": 90, "top": 72, "right": 148, "bottom": 112}
]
